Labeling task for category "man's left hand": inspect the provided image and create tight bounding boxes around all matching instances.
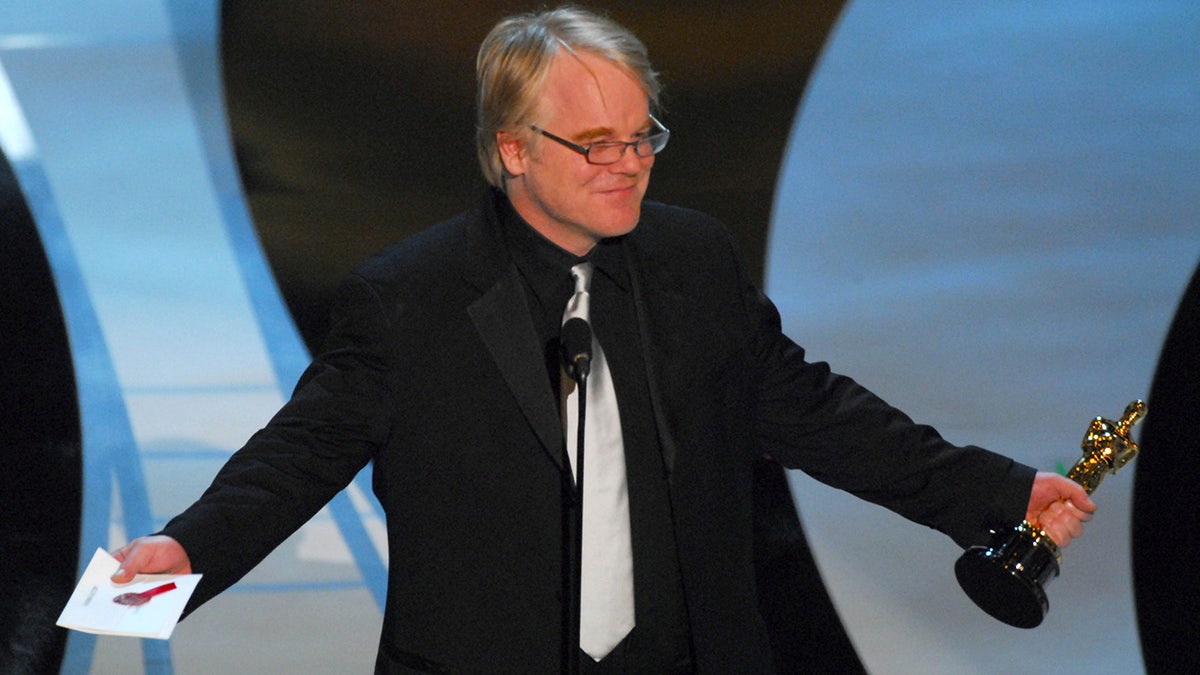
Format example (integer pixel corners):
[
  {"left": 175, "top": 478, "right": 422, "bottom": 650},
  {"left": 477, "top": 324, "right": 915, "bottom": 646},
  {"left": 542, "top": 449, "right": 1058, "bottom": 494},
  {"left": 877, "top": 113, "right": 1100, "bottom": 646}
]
[{"left": 1026, "top": 471, "right": 1097, "bottom": 547}]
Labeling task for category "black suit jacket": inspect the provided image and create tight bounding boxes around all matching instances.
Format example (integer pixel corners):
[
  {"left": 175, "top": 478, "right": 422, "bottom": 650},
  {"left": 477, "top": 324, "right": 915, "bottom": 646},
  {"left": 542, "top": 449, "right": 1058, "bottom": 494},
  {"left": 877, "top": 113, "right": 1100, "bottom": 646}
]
[{"left": 163, "top": 192, "right": 1034, "bottom": 672}]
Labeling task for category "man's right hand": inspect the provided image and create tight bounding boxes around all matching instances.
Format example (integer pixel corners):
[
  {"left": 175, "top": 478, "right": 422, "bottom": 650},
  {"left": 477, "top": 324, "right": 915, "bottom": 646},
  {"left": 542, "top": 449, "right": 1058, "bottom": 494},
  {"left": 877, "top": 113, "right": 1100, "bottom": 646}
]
[{"left": 110, "top": 535, "right": 192, "bottom": 583}]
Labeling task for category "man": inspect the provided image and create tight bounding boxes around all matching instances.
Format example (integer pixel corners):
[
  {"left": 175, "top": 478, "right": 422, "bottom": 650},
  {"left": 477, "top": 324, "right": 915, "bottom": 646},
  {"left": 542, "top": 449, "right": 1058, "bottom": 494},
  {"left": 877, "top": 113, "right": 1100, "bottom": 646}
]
[{"left": 113, "top": 6, "right": 1094, "bottom": 672}]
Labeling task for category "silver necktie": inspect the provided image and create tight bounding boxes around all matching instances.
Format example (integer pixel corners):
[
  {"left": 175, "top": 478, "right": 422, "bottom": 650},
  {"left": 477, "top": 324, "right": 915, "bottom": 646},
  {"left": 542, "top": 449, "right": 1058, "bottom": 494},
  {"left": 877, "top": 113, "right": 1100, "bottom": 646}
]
[{"left": 562, "top": 262, "right": 635, "bottom": 661}]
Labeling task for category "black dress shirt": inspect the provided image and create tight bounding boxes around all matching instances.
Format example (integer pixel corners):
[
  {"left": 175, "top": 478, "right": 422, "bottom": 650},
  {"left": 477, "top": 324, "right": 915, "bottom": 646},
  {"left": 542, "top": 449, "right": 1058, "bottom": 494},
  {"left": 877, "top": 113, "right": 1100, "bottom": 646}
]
[{"left": 499, "top": 195, "right": 693, "bottom": 673}]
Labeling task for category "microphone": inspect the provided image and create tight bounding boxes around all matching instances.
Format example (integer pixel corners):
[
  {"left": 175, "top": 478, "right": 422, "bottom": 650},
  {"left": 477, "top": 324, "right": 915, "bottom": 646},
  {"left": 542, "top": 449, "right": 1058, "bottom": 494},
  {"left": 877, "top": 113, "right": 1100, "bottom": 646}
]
[{"left": 560, "top": 317, "right": 592, "bottom": 382}]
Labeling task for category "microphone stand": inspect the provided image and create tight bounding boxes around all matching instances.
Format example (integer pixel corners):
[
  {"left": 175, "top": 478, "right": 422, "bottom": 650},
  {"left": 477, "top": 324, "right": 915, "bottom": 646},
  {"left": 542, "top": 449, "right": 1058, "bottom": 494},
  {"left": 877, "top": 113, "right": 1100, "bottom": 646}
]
[
  {"left": 560, "top": 316, "right": 591, "bottom": 675},
  {"left": 566, "top": 369, "right": 587, "bottom": 675}
]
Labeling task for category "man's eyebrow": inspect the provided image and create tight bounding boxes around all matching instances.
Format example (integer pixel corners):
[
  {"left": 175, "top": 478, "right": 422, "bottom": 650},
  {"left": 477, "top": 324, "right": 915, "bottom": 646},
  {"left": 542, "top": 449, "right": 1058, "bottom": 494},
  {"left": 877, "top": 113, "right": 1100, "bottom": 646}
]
[
  {"left": 572, "top": 119, "right": 654, "bottom": 142},
  {"left": 572, "top": 126, "right": 616, "bottom": 142}
]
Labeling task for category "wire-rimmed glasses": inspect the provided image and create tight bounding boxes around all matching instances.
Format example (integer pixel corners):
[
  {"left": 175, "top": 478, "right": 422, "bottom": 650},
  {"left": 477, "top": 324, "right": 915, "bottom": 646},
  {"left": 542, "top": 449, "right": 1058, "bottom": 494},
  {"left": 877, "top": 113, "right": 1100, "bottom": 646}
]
[{"left": 530, "top": 115, "right": 670, "bottom": 165}]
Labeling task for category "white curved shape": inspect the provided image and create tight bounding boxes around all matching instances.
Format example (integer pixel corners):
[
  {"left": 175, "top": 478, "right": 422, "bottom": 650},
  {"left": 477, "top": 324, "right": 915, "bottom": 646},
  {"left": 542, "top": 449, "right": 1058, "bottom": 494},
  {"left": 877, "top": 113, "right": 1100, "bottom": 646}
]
[
  {"left": 1, "top": 1, "right": 383, "bottom": 671},
  {"left": 768, "top": 2, "right": 1199, "bottom": 673}
]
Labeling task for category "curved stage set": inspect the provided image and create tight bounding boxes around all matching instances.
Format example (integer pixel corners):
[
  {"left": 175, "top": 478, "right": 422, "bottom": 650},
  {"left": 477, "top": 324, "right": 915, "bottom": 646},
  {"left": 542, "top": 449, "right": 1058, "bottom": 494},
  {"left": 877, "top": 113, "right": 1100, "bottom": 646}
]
[{"left": 2, "top": 1, "right": 1197, "bottom": 673}]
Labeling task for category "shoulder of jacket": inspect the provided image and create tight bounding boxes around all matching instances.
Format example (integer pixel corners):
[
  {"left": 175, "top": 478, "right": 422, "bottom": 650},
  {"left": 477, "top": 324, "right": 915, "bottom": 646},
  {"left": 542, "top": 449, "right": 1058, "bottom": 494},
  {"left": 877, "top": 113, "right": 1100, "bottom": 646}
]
[
  {"left": 634, "top": 201, "right": 738, "bottom": 257},
  {"left": 640, "top": 200, "right": 726, "bottom": 230}
]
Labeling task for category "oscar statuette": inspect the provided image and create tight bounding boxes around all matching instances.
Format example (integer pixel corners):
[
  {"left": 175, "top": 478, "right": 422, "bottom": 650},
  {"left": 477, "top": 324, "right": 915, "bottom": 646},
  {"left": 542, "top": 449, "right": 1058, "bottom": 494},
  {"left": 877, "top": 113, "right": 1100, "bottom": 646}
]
[{"left": 954, "top": 400, "right": 1146, "bottom": 628}]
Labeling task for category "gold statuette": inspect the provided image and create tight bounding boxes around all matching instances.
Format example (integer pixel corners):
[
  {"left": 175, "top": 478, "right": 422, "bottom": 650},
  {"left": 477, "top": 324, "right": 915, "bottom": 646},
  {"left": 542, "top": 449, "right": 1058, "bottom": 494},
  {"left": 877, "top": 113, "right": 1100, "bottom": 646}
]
[{"left": 954, "top": 400, "right": 1146, "bottom": 628}]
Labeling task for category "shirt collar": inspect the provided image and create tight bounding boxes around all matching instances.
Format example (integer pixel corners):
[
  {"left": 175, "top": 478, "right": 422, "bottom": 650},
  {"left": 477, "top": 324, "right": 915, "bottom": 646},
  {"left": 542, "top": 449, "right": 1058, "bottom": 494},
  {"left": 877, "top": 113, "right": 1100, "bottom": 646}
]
[{"left": 496, "top": 191, "right": 630, "bottom": 298}]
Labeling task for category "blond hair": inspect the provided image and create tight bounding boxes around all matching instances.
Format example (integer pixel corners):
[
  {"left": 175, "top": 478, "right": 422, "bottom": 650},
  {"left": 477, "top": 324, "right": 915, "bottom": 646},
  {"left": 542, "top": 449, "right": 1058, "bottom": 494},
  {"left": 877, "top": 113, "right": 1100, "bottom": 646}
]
[{"left": 475, "top": 6, "right": 661, "bottom": 188}]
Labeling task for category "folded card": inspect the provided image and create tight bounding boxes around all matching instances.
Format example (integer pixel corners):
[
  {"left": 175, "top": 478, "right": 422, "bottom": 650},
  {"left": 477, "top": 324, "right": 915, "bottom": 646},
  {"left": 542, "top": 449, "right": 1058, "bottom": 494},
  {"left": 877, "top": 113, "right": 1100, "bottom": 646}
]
[{"left": 57, "top": 548, "right": 201, "bottom": 640}]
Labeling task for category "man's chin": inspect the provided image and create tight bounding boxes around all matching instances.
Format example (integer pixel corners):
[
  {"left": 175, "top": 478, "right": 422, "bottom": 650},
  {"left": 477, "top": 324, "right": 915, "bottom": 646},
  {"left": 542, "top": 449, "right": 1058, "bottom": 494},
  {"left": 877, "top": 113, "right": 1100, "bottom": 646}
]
[
  {"left": 599, "top": 216, "right": 641, "bottom": 240},
  {"left": 610, "top": 203, "right": 644, "bottom": 234}
]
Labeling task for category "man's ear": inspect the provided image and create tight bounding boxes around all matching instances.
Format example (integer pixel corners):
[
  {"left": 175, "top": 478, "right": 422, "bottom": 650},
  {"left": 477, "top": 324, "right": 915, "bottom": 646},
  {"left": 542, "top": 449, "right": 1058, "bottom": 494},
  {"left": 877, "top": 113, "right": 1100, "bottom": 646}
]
[{"left": 497, "top": 130, "right": 527, "bottom": 178}]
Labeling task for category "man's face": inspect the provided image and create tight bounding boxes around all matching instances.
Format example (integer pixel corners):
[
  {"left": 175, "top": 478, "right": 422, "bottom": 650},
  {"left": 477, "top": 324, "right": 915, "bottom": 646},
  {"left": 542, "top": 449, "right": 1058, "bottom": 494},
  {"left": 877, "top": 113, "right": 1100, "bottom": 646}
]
[{"left": 499, "top": 50, "right": 655, "bottom": 256}]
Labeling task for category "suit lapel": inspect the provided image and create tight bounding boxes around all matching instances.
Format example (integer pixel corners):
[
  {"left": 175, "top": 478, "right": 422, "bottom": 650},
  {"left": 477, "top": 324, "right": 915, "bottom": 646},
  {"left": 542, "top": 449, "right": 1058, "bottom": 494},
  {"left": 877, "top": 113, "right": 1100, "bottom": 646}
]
[
  {"left": 623, "top": 239, "right": 688, "bottom": 477},
  {"left": 468, "top": 269, "right": 564, "bottom": 470},
  {"left": 462, "top": 194, "right": 565, "bottom": 471}
]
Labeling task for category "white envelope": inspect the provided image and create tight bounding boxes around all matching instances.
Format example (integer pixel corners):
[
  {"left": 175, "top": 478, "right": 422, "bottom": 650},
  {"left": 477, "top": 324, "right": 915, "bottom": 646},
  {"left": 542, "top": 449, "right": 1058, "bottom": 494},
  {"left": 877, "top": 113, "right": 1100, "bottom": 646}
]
[{"left": 57, "top": 548, "right": 202, "bottom": 640}]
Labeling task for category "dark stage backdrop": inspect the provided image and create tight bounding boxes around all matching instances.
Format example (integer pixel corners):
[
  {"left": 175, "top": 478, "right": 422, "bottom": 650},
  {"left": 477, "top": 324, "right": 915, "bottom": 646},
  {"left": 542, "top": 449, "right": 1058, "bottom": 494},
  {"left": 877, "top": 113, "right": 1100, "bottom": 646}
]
[{"left": 222, "top": 1, "right": 844, "bottom": 345}]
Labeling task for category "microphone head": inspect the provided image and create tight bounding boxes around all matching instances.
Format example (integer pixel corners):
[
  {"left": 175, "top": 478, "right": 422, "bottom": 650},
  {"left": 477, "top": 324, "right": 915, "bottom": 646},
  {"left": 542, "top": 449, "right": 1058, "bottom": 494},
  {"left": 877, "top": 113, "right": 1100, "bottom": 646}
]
[{"left": 560, "top": 317, "right": 593, "bottom": 382}]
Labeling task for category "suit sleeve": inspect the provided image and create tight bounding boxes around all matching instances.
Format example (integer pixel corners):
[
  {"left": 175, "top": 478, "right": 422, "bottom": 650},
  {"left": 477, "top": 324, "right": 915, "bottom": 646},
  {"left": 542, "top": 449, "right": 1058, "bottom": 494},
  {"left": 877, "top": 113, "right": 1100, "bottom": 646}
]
[
  {"left": 160, "top": 273, "right": 396, "bottom": 613},
  {"left": 742, "top": 270, "right": 1034, "bottom": 549}
]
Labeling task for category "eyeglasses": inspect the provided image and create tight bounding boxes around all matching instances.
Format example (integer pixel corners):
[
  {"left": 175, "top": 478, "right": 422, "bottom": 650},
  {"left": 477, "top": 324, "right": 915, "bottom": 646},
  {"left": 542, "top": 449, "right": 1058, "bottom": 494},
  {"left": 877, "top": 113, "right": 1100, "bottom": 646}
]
[{"left": 529, "top": 115, "right": 670, "bottom": 165}]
